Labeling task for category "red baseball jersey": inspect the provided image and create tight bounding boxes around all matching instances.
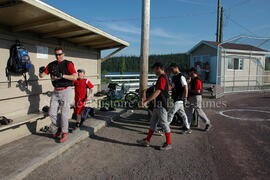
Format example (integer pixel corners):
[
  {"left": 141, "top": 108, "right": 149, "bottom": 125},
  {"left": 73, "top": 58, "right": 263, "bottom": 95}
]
[
  {"left": 193, "top": 79, "right": 202, "bottom": 90},
  {"left": 74, "top": 79, "right": 94, "bottom": 100},
  {"left": 155, "top": 76, "right": 167, "bottom": 91}
]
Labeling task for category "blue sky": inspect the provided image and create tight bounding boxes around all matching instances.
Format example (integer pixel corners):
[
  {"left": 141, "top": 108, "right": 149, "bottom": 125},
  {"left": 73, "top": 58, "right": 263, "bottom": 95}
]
[{"left": 42, "top": 0, "right": 270, "bottom": 56}]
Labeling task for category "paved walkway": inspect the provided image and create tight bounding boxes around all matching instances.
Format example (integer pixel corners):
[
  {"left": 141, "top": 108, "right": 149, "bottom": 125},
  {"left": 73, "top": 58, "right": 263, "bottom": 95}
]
[
  {"left": 0, "top": 109, "right": 124, "bottom": 180},
  {"left": 25, "top": 93, "right": 270, "bottom": 180}
]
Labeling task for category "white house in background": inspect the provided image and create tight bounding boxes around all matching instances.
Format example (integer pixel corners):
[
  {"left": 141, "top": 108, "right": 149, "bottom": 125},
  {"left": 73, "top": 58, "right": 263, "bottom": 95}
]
[{"left": 188, "top": 41, "right": 269, "bottom": 90}]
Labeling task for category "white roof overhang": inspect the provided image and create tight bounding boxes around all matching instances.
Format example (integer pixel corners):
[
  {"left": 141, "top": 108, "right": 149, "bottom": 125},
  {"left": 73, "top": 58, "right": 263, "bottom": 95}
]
[{"left": 0, "top": 0, "right": 129, "bottom": 50}]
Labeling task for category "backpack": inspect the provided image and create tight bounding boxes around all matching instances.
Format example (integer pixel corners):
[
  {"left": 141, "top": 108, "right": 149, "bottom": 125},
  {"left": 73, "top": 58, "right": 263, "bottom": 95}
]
[{"left": 6, "top": 40, "right": 31, "bottom": 87}]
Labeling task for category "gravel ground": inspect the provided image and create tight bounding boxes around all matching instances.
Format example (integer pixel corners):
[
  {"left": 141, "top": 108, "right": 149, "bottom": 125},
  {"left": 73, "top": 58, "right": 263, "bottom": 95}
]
[{"left": 25, "top": 93, "right": 270, "bottom": 180}]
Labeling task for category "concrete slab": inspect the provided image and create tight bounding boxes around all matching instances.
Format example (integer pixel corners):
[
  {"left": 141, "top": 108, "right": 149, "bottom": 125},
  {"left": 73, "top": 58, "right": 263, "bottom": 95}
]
[
  {"left": 0, "top": 109, "right": 125, "bottom": 180},
  {"left": 0, "top": 114, "right": 51, "bottom": 147}
]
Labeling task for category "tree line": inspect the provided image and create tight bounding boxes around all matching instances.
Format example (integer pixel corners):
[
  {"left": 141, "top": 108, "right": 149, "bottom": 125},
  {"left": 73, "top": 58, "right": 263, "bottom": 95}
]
[{"left": 101, "top": 53, "right": 189, "bottom": 74}]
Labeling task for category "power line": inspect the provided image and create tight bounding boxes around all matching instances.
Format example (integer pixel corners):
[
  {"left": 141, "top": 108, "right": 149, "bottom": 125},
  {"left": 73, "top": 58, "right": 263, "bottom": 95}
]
[
  {"left": 91, "top": 0, "right": 253, "bottom": 23},
  {"left": 227, "top": 0, "right": 251, "bottom": 10},
  {"left": 90, "top": 11, "right": 216, "bottom": 22},
  {"left": 225, "top": 14, "right": 257, "bottom": 36},
  {"left": 152, "top": 11, "right": 216, "bottom": 20}
]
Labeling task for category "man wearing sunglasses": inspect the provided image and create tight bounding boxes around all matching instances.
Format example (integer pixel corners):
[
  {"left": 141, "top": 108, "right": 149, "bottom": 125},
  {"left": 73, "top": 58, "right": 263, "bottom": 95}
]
[{"left": 39, "top": 47, "right": 78, "bottom": 143}]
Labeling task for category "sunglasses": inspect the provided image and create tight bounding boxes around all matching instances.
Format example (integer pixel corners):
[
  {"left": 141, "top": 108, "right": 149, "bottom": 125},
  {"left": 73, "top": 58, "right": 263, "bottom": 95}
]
[{"left": 55, "top": 53, "right": 63, "bottom": 56}]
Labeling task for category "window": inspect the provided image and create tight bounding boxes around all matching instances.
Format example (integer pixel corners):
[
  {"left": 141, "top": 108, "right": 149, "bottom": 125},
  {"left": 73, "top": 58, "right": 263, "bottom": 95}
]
[
  {"left": 193, "top": 56, "right": 201, "bottom": 62},
  {"left": 228, "top": 58, "right": 233, "bottom": 70},
  {"left": 228, "top": 58, "right": 243, "bottom": 70}
]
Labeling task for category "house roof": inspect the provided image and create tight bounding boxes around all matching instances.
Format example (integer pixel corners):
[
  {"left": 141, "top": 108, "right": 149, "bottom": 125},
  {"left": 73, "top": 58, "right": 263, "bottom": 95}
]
[
  {"left": 0, "top": 0, "right": 129, "bottom": 50},
  {"left": 204, "top": 41, "right": 268, "bottom": 52},
  {"left": 189, "top": 40, "right": 268, "bottom": 54}
]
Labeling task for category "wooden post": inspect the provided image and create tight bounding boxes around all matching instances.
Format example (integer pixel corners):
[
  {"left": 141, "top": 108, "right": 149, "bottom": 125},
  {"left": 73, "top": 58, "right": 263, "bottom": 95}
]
[
  {"left": 139, "top": 0, "right": 150, "bottom": 99},
  {"left": 216, "top": 0, "right": 221, "bottom": 42},
  {"left": 220, "top": 7, "right": 224, "bottom": 43}
]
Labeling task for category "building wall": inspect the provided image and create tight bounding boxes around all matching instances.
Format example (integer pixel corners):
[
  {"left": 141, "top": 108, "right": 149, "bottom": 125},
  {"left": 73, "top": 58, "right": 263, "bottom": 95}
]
[
  {"left": 220, "top": 51, "right": 266, "bottom": 88},
  {"left": 190, "top": 44, "right": 218, "bottom": 83},
  {"left": 264, "top": 71, "right": 270, "bottom": 84},
  {"left": 189, "top": 44, "right": 267, "bottom": 88},
  {"left": 0, "top": 26, "right": 101, "bottom": 119}
]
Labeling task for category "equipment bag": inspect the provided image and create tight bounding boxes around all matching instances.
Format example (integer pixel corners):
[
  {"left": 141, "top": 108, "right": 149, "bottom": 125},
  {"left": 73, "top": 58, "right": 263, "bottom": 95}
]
[{"left": 6, "top": 40, "right": 31, "bottom": 87}]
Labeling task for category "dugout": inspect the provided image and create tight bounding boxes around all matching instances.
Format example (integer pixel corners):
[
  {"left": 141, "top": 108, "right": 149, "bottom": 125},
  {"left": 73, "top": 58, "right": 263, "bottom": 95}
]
[{"left": 0, "top": 0, "right": 129, "bottom": 145}]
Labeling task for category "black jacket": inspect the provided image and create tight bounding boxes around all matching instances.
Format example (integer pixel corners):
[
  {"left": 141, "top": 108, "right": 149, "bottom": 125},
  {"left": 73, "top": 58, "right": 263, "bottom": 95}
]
[
  {"left": 47, "top": 60, "right": 74, "bottom": 88},
  {"left": 171, "top": 73, "right": 185, "bottom": 102}
]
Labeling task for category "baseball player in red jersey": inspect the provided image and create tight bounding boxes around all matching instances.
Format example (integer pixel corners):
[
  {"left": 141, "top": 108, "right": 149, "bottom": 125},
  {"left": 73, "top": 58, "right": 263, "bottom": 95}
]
[
  {"left": 39, "top": 47, "right": 77, "bottom": 143},
  {"left": 74, "top": 69, "right": 94, "bottom": 127},
  {"left": 188, "top": 67, "right": 212, "bottom": 131}
]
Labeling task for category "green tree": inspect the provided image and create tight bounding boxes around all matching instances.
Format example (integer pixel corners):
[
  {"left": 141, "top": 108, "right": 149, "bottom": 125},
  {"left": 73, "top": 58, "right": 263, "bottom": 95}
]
[
  {"left": 101, "top": 53, "right": 189, "bottom": 73},
  {"left": 119, "top": 57, "right": 126, "bottom": 74},
  {"left": 101, "top": 69, "right": 108, "bottom": 75}
]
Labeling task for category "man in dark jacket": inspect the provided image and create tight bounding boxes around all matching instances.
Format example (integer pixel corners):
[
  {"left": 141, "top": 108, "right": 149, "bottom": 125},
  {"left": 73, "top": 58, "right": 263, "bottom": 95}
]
[
  {"left": 168, "top": 63, "right": 191, "bottom": 134},
  {"left": 39, "top": 47, "right": 78, "bottom": 143}
]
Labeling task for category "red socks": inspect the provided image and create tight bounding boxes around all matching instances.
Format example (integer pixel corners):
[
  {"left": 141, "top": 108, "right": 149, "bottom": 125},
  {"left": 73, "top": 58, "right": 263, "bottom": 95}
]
[
  {"left": 146, "top": 130, "right": 172, "bottom": 145},
  {"left": 146, "top": 129, "right": 154, "bottom": 142},
  {"left": 165, "top": 132, "right": 172, "bottom": 145}
]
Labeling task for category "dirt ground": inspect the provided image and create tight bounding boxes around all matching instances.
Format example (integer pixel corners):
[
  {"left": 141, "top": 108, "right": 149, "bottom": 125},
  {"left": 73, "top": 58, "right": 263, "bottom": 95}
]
[{"left": 25, "top": 92, "right": 270, "bottom": 180}]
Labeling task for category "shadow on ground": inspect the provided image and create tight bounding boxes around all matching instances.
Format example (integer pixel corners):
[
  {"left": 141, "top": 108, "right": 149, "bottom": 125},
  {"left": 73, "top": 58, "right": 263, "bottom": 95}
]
[{"left": 89, "top": 110, "right": 206, "bottom": 149}]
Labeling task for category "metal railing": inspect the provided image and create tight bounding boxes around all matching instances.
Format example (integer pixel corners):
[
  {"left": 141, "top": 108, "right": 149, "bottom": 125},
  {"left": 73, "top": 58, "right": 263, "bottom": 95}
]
[{"left": 103, "top": 74, "right": 157, "bottom": 91}]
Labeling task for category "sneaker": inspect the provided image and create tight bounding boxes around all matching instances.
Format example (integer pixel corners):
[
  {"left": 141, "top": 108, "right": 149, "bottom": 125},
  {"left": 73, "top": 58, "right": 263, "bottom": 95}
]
[
  {"left": 75, "top": 122, "right": 80, "bottom": 128},
  {"left": 181, "top": 129, "right": 192, "bottom": 134},
  {"left": 159, "top": 143, "right": 172, "bottom": 151},
  {"left": 59, "top": 133, "right": 68, "bottom": 143},
  {"left": 204, "top": 124, "right": 212, "bottom": 131},
  {"left": 52, "top": 128, "right": 62, "bottom": 139},
  {"left": 137, "top": 138, "right": 150, "bottom": 147}
]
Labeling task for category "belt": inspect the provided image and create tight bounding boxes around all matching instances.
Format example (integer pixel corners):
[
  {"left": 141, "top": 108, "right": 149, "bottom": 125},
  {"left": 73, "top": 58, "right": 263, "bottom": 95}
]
[{"left": 55, "top": 87, "right": 68, "bottom": 91}]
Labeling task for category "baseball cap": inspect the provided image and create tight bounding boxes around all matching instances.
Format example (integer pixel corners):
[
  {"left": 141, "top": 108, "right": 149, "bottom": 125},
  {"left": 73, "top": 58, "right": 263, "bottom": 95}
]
[
  {"left": 77, "top": 69, "right": 86, "bottom": 73},
  {"left": 151, "top": 62, "right": 164, "bottom": 69},
  {"left": 169, "top": 63, "right": 179, "bottom": 69},
  {"left": 189, "top": 67, "right": 197, "bottom": 74}
]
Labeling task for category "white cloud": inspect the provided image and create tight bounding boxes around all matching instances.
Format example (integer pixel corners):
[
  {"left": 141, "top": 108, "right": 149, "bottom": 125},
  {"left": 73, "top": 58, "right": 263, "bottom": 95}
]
[
  {"left": 118, "top": 35, "right": 140, "bottom": 43},
  {"left": 105, "top": 23, "right": 140, "bottom": 34},
  {"left": 99, "top": 22, "right": 208, "bottom": 55},
  {"left": 160, "top": 40, "right": 196, "bottom": 46},
  {"left": 104, "top": 22, "right": 181, "bottom": 39},
  {"left": 151, "top": 28, "right": 176, "bottom": 38}
]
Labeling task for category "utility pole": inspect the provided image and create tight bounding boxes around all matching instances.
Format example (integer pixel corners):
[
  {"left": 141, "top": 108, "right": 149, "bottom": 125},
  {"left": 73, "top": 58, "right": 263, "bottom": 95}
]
[
  {"left": 216, "top": 0, "right": 221, "bottom": 42},
  {"left": 219, "top": 7, "right": 224, "bottom": 42},
  {"left": 139, "top": 0, "right": 150, "bottom": 99}
]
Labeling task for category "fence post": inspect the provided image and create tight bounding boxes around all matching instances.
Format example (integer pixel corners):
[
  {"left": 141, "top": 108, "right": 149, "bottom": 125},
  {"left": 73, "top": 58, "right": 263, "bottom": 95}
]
[{"left": 248, "top": 53, "right": 251, "bottom": 91}]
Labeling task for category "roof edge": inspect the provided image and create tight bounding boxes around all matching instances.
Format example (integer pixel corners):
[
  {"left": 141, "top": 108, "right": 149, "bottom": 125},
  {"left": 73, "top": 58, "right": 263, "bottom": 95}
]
[
  {"left": 187, "top": 40, "right": 217, "bottom": 54},
  {"left": 21, "top": 0, "right": 129, "bottom": 47},
  {"left": 188, "top": 40, "right": 269, "bottom": 54}
]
